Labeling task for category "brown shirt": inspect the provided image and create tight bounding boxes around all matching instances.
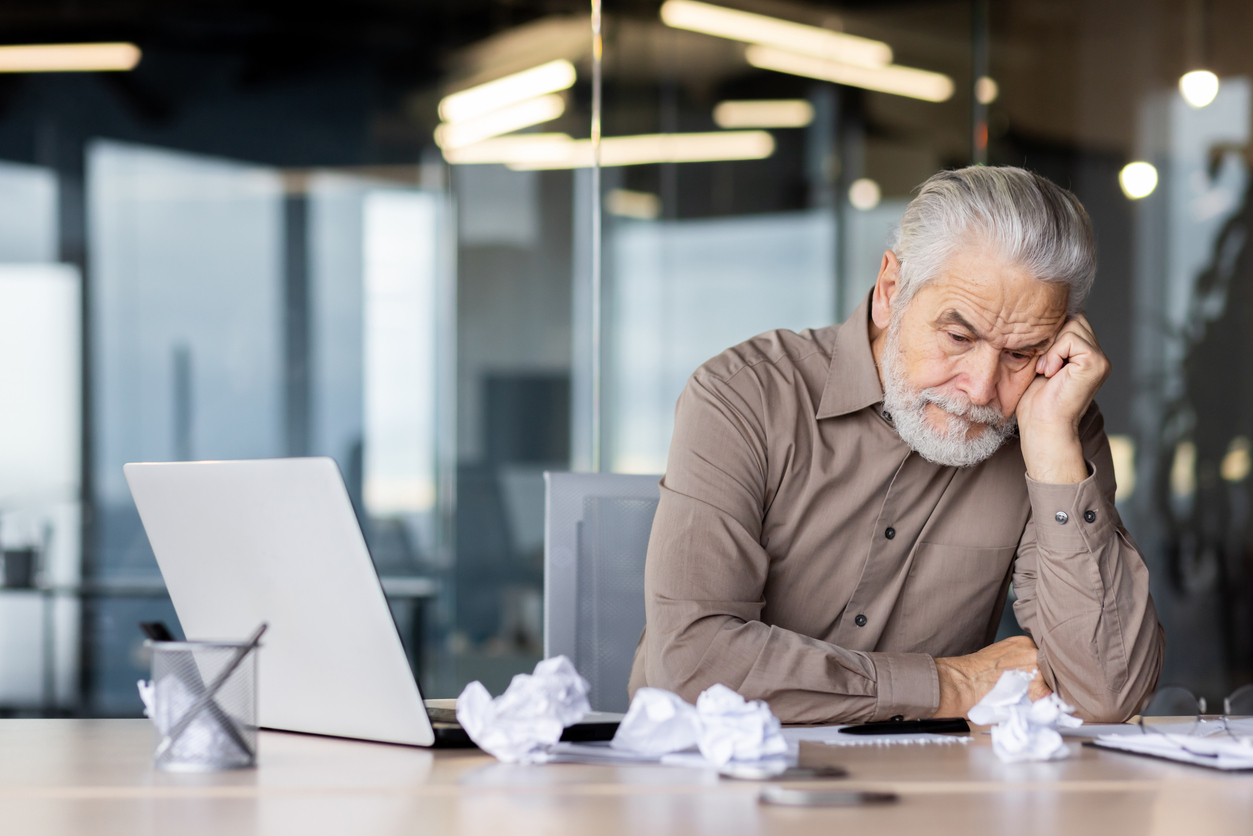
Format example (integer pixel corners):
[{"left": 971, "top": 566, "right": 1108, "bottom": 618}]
[{"left": 628, "top": 297, "right": 1164, "bottom": 724}]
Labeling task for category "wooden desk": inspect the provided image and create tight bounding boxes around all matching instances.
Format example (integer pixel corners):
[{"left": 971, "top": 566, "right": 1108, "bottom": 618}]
[{"left": 0, "top": 720, "right": 1249, "bottom": 835}]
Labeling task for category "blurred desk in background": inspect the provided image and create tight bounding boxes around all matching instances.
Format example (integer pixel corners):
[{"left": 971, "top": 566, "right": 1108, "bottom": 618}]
[
  {"left": 378, "top": 575, "right": 441, "bottom": 678},
  {"left": 0, "top": 718, "right": 1249, "bottom": 835}
]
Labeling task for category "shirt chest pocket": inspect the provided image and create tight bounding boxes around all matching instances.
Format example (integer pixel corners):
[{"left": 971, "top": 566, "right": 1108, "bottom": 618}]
[{"left": 898, "top": 542, "right": 1017, "bottom": 657}]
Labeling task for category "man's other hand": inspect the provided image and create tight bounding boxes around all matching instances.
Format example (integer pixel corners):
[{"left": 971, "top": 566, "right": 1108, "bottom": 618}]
[{"left": 933, "top": 636, "right": 1051, "bottom": 718}]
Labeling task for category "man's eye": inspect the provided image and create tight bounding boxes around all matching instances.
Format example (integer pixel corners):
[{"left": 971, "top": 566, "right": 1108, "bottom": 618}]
[
  {"left": 948, "top": 333, "right": 969, "bottom": 344},
  {"left": 1009, "top": 352, "right": 1028, "bottom": 361}
]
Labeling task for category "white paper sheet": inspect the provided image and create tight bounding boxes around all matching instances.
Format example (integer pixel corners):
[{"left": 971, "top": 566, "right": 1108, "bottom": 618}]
[
  {"left": 1093, "top": 731, "right": 1253, "bottom": 770},
  {"left": 1064, "top": 718, "right": 1253, "bottom": 739},
  {"left": 780, "top": 725, "right": 968, "bottom": 750}
]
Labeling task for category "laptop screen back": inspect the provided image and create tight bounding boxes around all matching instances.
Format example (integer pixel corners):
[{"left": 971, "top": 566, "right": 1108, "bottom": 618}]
[{"left": 124, "top": 457, "right": 435, "bottom": 746}]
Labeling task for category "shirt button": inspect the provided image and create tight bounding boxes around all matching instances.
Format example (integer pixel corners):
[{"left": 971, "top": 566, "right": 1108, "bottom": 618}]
[
  {"left": 1055, "top": 511, "right": 1069, "bottom": 525},
  {"left": 882, "top": 410, "right": 893, "bottom": 422},
  {"left": 854, "top": 614, "right": 867, "bottom": 627},
  {"left": 1083, "top": 510, "right": 1096, "bottom": 523},
  {"left": 885, "top": 527, "right": 896, "bottom": 539}
]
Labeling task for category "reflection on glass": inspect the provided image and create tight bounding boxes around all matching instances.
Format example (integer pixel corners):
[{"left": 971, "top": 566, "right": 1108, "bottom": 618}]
[
  {"left": 89, "top": 140, "right": 286, "bottom": 713},
  {"left": 0, "top": 264, "right": 81, "bottom": 710},
  {"left": 841, "top": 200, "right": 909, "bottom": 318},
  {"left": 744, "top": 46, "right": 955, "bottom": 102},
  {"left": 713, "top": 99, "right": 815, "bottom": 129},
  {"left": 1220, "top": 437, "right": 1251, "bottom": 483},
  {"left": 90, "top": 139, "right": 285, "bottom": 504},
  {"left": 1108, "top": 434, "right": 1137, "bottom": 503},
  {"left": 1131, "top": 72, "right": 1253, "bottom": 698},
  {"left": 363, "top": 191, "right": 441, "bottom": 559},
  {"left": 0, "top": 161, "right": 57, "bottom": 261},
  {"left": 848, "top": 177, "right": 881, "bottom": 210},
  {"left": 659, "top": 0, "right": 894, "bottom": 68},
  {"left": 606, "top": 211, "right": 835, "bottom": 474}
]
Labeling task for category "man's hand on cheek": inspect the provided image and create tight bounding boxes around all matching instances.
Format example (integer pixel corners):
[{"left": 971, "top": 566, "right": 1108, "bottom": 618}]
[
  {"left": 1015, "top": 314, "right": 1111, "bottom": 484},
  {"left": 933, "top": 636, "right": 1052, "bottom": 718}
]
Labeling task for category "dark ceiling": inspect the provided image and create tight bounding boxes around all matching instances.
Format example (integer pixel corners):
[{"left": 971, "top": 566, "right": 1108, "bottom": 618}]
[
  {"left": 0, "top": 0, "right": 580, "bottom": 88},
  {"left": 0, "top": 0, "right": 1241, "bottom": 169}
]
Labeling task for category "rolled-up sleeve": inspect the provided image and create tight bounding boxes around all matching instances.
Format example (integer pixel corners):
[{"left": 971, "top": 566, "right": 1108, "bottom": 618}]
[
  {"left": 1012, "top": 404, "right": 1165, "bottom": 722},
  {"left": 638, "top": 370, "right": 939, "bottom": 724}
]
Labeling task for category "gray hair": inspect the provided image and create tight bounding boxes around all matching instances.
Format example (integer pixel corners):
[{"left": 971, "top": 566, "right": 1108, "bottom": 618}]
[{"left": 889, "top": 166, "right": 1096, "bottom": 315}]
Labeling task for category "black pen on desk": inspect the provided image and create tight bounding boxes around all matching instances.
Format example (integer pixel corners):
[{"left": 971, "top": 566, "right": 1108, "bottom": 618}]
[{"left": 839, "top": 717, "right": 970, "bottom": 735}]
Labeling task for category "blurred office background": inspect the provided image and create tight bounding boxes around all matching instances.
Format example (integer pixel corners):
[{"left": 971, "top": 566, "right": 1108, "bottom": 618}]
[{"left": 0, "top": 0, "right": 1249, "bottom": 715}]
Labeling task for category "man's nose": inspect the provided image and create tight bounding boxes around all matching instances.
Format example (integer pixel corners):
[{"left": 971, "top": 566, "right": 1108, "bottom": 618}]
[{"left": 961, "top": 347, "right": 1000, "bottom": 405}]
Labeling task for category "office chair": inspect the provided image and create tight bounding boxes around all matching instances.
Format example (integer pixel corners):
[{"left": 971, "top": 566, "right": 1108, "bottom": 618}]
[{"left": 543, "top": 472, "right": 661, "bottom": 712}]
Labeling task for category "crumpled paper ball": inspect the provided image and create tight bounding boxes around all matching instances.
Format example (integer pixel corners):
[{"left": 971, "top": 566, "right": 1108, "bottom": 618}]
[
  {"left": 968, "top": 669, "right": 1082, "bottom": 763},
  {"left": 456, "top": 655, "right": 591, "bottom": 763},
  {"left": 610, "top": 687, "right": 702, "bottom": 756},
  {"left": 695, "top": 683, "right": 788, "bottom": 765}
]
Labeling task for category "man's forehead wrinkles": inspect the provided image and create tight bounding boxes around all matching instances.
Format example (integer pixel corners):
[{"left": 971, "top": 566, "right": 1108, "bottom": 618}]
[
  {"left": 934, "top": 304, "right": 1060, "bottom": 350},
  {"left": 937, "top": 309, "right": 982, "bottom": 336},
  {"left": 939, "top": 285, "right": 1062, "bottom": 323}
]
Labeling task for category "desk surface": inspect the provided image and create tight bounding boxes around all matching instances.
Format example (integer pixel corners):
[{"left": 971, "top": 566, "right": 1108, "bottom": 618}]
[{"left": 0, "top": 720, "right": 1249, "bottom": 836}]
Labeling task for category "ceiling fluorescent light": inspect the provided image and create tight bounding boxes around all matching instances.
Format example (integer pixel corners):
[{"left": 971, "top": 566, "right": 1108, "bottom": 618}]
[
  {"left": 0, "top": 42, "right": 141, "bottom": 73},
  {"left": 746, "top": 46, "right": 954, "bottom": 102},
  {"left": 441, "top": 134, "right": 577, "bottom": 166},
  {"left": 444, "top": 131, "right": 775, "bottom": 169},
  {"left": 434, "top": 94, "right": 566, "bottom": 149},
  {"left": 590, "top": 131, "right": 776, "bottom": 168},
  {"left": 606, "top": 189, "right": 662, "bottom": 220},
  {"left": 660, "top": 0, "right": 890, "bottom": 68},
  {"left": 439, "top": 59, "right": 577, "bottom": 124},
  {"left": 714, "top": 99, "right": 814, "bottom": 128}
]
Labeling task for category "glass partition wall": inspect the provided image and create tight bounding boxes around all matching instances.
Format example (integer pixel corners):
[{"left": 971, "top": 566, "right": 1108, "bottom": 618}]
[
  {"left": 0, "top": 0, "right": 1248, "bottom": 715},
  {"left": 591, "top": 1, "right": 973, "bottom": 475}
]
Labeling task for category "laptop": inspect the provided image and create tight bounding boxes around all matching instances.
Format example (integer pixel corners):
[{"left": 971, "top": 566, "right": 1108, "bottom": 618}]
[{"left": 124, "top": 457, "right": 621, "bottom": 748}]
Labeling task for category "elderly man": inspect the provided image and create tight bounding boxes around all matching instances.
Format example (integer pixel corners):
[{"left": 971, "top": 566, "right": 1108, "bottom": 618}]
[{"left": 628, "top": 166, "right": 1164, "bottom": 723}]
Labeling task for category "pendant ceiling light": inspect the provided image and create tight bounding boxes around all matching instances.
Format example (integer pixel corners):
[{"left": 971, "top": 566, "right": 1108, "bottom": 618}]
[{"left": 1179, "top": 0, "right": 1218, "bottom": 108}]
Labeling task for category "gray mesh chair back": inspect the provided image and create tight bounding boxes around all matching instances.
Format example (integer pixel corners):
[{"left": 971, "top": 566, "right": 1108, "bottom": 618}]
[{"left": 544, "top": 472, "right": 661, "bottom": 712}]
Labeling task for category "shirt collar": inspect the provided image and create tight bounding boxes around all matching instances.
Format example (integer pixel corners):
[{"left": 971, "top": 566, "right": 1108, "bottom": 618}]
[{"left": 815, "top": 292, "right": 885, "bottom": 419}]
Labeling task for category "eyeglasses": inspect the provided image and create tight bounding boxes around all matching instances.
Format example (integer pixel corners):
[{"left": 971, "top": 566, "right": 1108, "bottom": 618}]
[{"left": 1136, "top": 684, "right": 1253, "bottom": 746}]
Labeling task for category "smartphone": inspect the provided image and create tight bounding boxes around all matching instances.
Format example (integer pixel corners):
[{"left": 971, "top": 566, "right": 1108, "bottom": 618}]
[{"left": 759, "top": 787, "right": 899, "bottom": 807}]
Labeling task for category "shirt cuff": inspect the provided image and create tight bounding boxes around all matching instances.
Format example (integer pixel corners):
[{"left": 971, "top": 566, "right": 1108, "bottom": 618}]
[
  {"left": 1026, "top": 461, "right": 1115, "bottom": 552},
  {"left": 871, "top": 652, "right": 939, "bottom": 720}
]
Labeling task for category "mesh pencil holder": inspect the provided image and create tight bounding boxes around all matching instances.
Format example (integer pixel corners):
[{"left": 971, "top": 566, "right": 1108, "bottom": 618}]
[{"left": 142, "top": 639, "right": 260, "bottom": 772}]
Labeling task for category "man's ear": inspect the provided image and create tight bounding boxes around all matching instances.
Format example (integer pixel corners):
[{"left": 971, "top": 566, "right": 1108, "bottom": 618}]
[{"left": 871, "top": 250, "right": 902, "bottom": 330}]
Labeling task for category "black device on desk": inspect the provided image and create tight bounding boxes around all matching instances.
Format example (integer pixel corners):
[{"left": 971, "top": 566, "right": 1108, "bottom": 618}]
[
  {"left": 839, "top": 717, "right": 970, "bottom": 735},
  {"left": 423, "top": 702, "right": 620, "bottom": 746}
]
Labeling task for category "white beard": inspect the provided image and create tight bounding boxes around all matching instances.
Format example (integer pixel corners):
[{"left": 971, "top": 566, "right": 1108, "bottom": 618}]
[{"left": 878, "top": 319, "right": 1017, "bottom": 468}]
